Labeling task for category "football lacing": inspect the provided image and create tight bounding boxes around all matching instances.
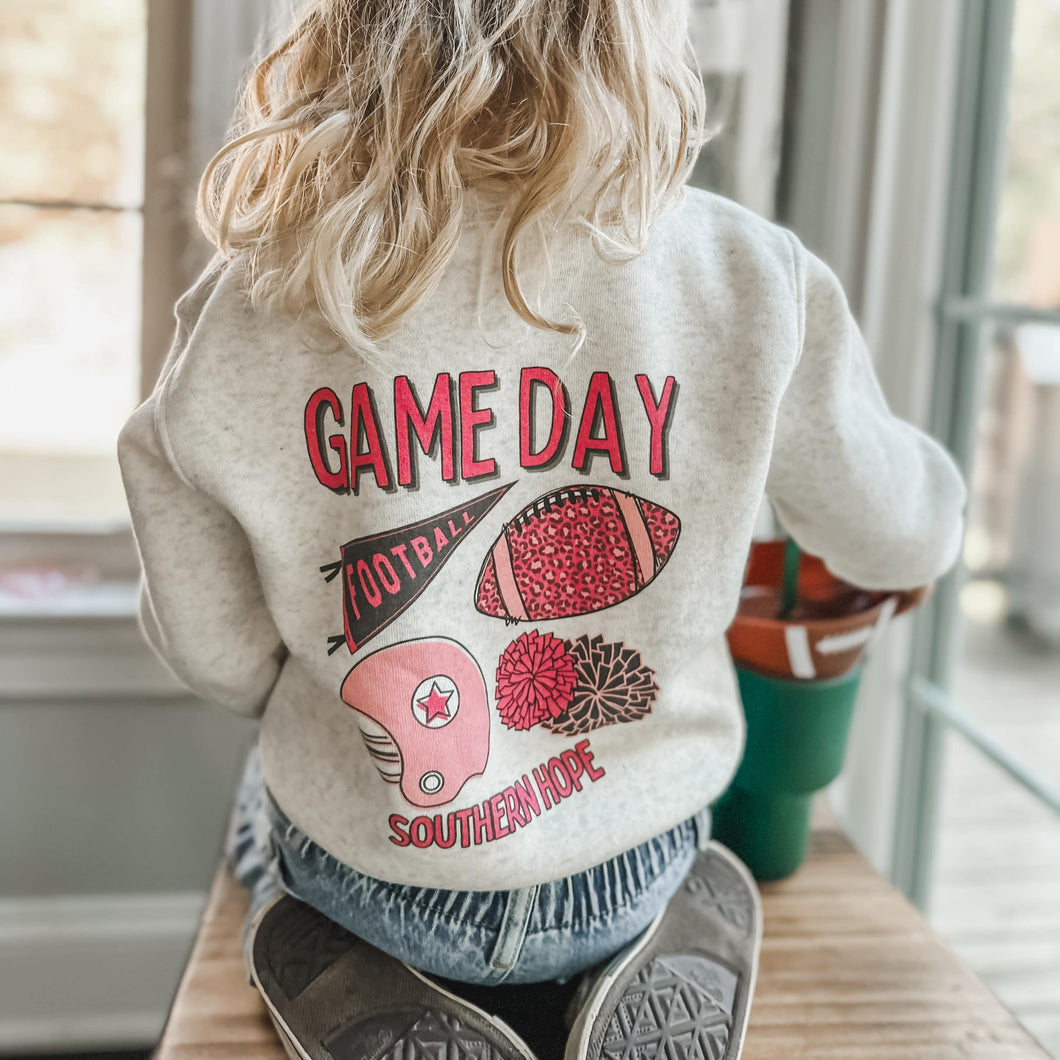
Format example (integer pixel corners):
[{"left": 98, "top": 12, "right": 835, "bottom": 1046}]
[{"left": 510, "top": 486, "right": 602, "bottom": 530}]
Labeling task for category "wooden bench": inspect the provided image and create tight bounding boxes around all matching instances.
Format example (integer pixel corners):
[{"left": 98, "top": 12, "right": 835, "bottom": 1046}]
[{"left": 155, "top": 814, "right": 1049, "bottom": 1059}]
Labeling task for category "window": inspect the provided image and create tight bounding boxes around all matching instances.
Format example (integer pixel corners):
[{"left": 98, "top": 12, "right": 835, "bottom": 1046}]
[
  {"left": 0, "top": 1, "right": 203, "bottom": 601},
  {"left": 893, "top": 0, "right": 1060, "bottom": 1049},
  {"left": 0, "top": 0, "right": 788, "bottom": 601},
  {"left": 0, "top": 1, "right": 148, "bottom": 527},
  {"left": 687, "top": 0, "right": 789, "bottom": 218}
]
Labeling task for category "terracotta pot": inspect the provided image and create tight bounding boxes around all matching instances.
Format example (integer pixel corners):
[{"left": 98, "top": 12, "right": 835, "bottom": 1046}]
[{"left": 725, "top": 540, "right": 926, "bottom": 681}]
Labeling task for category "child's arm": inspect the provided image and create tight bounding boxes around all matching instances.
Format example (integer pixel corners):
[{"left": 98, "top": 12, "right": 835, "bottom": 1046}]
[
  {"left": 765, "top": 236, "right": 967, "bottom": 590},
  {"left": 117, "top": 267, "right": 287, "bottom": 718}
]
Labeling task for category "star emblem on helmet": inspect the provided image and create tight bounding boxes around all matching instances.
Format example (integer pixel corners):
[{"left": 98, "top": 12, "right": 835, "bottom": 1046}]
[
  {"left": 410, "top": 675, "right": 460, "bottom": 728},
  {"left": 419, "top": 683, "right": 453, "bottom": 723}
]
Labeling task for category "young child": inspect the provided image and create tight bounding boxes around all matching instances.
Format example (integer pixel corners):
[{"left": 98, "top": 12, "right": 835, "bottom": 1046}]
[{"left": 118, "top": 1, "right": 967, "bottom": 1057}]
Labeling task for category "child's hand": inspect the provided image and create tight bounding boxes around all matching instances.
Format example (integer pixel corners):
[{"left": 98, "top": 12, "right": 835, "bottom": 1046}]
[{"left": 895, "top": 583, "right": 933, "bottom": 615}]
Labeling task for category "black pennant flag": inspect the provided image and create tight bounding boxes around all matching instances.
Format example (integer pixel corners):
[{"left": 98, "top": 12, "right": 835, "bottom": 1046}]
[{"left": 336, "top": 483, "right": 513, "bottom": 654}]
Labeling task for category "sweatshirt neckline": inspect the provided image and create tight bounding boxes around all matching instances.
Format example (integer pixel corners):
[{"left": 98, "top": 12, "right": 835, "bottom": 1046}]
[{"left": 460, "top": 180, "right": 624, "bottom": 230}]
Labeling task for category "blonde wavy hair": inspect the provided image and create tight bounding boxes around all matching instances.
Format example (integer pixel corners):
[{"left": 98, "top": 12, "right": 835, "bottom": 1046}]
[{"left": 198, "top": 0, "right": 709, "bottom": 359}]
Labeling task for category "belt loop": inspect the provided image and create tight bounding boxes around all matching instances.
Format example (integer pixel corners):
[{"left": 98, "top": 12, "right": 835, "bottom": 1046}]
[
  {"left": 487, "top": 884, "right": 538, "bottom": 981},
  {"left": 692, "top": 805, "right": 713, "bottom": 852}
]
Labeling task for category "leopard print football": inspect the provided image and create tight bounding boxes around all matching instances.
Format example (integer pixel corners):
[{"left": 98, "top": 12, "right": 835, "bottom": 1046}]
[{"left": 474, "top": 485, "right": 681, "bottom": 622}]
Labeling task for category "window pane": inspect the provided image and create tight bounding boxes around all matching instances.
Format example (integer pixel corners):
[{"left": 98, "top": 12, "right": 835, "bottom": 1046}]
[
  {"left": 992, "top": 0, "right": 1060, "bottom": 304},
  {"left": 960, "top": 321, "right": 1060, "bottom": 656},
  {"left": 0, "top": 0, "right": 146, "bottom": 207},
  {"left": 925, "top": 7, "right": 1060, "bottom": 1042},
  {"left": 946, "top": 322, "right": 1060, "bottom": 1057},
  {"left": 930, "top": 730, "right": 1060, "bottom": 1056},
  {"left": 958, "top": 322, "right": 1060, "bottom": 734},
  {"left": 690, "top": 73, "right": 744, "bottom": 202},
  {"left": 686, "top": 0, "right": 783, "bottom": 214},
  {"left": 0, "top": 205, "right": 141, "bottom": 523}
]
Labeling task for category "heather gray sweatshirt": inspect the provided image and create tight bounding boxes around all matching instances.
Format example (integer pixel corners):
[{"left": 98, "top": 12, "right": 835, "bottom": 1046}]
[{"left": 118, "top": 184, "right": 966, "bottom": 889}]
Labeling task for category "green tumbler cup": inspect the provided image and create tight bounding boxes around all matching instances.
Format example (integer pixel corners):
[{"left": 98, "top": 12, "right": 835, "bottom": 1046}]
[{"left": 711, "top": 665, "right": 863, "bottom": 881}]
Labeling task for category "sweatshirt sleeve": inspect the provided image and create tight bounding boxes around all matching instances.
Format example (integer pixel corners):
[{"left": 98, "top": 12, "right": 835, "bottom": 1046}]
[
  {"left": 117, "top": 265, "right": 287, "bottom": 718},
  {"left": 765, "top": 236, "right": 968, "bottom": 591}
]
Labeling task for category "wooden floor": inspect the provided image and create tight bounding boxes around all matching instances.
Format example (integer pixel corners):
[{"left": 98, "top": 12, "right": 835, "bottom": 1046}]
[
  {"left": 932, "top": 615, "right": 1060, "bottom": 1056},
  {"left": 155, "top": 813, "right": 1048, "bottom": 1060}
]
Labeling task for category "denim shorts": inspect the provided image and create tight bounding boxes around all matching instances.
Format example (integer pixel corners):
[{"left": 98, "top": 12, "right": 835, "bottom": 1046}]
[{"left": 228, "top": 747, "right": 712, "bottom": 985}]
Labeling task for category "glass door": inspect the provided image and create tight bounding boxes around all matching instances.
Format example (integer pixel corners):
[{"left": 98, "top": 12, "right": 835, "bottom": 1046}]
[{"left": 892, "top": 0, "right": 1060, "bottom": 1051}]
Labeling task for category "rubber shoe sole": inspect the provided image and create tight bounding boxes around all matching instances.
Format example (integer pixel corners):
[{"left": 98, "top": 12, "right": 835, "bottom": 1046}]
[
  {"left": 564, "top": 841, "right": 762, "bottom": 1060},
  {"left": 248, "top": 893, "right": 540, "bottom": 1060}
]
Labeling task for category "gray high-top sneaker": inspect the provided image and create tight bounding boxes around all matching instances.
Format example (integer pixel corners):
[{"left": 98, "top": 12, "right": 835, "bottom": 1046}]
[
  {"left": 564, "top": 841, "right": 762, "bottom": 1060},
  {"left": 248, "top": 893, "right": 539, "bottom": 1060}
]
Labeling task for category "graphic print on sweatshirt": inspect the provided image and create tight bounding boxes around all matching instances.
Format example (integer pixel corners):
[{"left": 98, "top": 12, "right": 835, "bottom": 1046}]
[
  {"left": 495, "top": 630, "right": 659, "bottom": 734},
  {"left": 475, "top": 483, "right": 681, "bottom": 622},
  {"left": 320, "top": 484, "right": 513, "bottom": 656},
  {"left": 340, "top": 638, "right": 490, "bottom": 808},
  {"left": 307, "top": 368, "right": 680, "bottom": 820}
]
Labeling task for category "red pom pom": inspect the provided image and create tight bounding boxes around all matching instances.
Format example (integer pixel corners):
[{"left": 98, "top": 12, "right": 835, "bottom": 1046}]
[{"left": 495, "top": 630, "right": 577, "bottom": 730}]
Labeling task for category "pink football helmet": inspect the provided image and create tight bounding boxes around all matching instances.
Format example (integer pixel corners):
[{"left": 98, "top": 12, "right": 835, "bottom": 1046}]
[{"left": 340, "top": 638, "right": 490, "bottom": 808}]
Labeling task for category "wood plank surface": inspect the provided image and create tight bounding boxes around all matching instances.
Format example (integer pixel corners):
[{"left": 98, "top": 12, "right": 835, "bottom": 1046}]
[{"left": 155, "top": 820, "right": 1049, "bottom": 1060}]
